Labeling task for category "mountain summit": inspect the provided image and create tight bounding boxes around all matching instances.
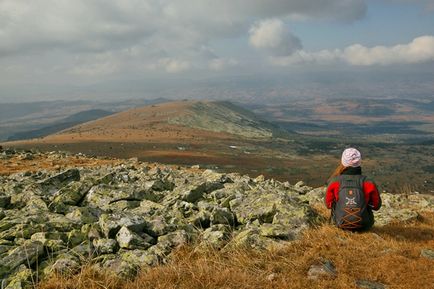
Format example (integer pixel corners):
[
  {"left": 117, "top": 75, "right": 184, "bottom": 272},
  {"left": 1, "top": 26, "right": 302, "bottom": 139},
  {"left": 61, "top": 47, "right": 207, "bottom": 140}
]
[{"left": 35, "top": 100, "right": 287, "bottom": 143}]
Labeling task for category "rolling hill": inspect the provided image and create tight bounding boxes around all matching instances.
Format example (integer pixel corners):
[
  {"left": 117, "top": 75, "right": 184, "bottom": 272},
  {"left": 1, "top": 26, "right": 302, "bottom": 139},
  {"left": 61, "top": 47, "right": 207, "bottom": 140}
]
[{"left": 13, "top": 100, "right": 288, "bottom": 143}]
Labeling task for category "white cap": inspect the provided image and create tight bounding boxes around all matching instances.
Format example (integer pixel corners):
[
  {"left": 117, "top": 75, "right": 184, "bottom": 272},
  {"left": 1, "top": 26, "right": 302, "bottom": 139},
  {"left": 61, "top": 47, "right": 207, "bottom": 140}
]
[{"left": 341, "top": 148, "right": 362, "bottom": 167}]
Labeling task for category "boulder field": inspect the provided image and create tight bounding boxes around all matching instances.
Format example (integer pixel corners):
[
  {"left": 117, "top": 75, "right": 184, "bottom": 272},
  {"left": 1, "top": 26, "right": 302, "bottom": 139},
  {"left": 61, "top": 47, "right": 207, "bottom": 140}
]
[{"left": 0, "top": 148, "right": 433, "bottom": 288}]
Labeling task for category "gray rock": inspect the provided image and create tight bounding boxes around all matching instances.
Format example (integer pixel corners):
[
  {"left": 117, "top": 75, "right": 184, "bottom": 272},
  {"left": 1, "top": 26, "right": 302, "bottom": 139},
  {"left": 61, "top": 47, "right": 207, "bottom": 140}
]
[
  {"left": 87, "top": 184, "right": 155, "bottom": 211},
  {"left": 145, "top": 179, "right": 175, "bottom": 192},
  {"left": 145, "top": 216, "right": 174, "bottom": 237},
  {"left": 69, "top": 241, "right": 94, "bottom": 260},
  {"left": 259, "top": 223, "right": 294, "bottom": 240},
  {"left": 230, "top": 228, "right": 261, "bottom": 248},
  {"left": 66, "top": 207, "right": 101, "bottom": 224},
  {"left": 0, "top": 241, "right": 44, "bottom": 278},
  {"left": 0, "top": 194, "right": 11, "bottom": 209},
  {"left": 148, "top": 230, "right": 190, "bottom": 259},
  {"left": 50, "top": 181, "right": 93, "bottom": 212},
  {"left": 30, "top": 232, "right": 67, "bottom": 251},
  {"left": 230, "top": 191, "right": 314, "bottom": 228},
  {"left": 201, "top": 225, "right": 231, "bottom": 247},
  {"left": 420, "top": 249, "right": 434, "bottom": 259},
  {"left": 35, "top": 169, "right": 80, "bottom": 195},
  {"left": 210, "top": 207, "right": 235, "bottom": 226},
  {"left": 67, "top": 229, "right": 87, "bottom": 247},
  {"left": 101, "top": 258, "right": 138, "bottom": 279},
  {"left": 116, "top": 226, "right": 154, "bottom": 250},
  {"left": 44, "top": 255, "right": 80, "bottom": 276},
  {"left": 23, "top": 196, "right": 49, "bottom": 214},
  {"left": 121, "top": 250, "right": 159, "bottom": 267},
  {"left": 3, "top": 265, "right": 34, "bottom": 289},
  {"left": 99, "top": 213, "right": 147, "bottom": 238},
  {"left": 180, "top": 181, "right": 224, "bottom": 203},
  {"left": 109, "top": 200, "right": 141, "bottom": 211},
  {"left": 190, "top": 210, "right": 211, "bottom": 229},
  {"left": 93, "top": 239, "right": 119, "bottom": 254},
  {"left": 0, "top": 245, "right": 13, "bottom": 256},
  {"left": 307, "top": 259, "right": 337, "bottom": 280},
  {"left": 230, "top": 194, "right": 276, "bottom": 224},
  {"left": 132, "top": 200, "right": 164, "bottom": 216}
]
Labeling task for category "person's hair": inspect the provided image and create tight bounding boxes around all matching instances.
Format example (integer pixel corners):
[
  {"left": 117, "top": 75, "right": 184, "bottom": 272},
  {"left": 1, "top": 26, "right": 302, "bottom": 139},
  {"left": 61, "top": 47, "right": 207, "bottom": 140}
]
[{"left": 329, "top": 163, "right": 347, "bottom": 180}]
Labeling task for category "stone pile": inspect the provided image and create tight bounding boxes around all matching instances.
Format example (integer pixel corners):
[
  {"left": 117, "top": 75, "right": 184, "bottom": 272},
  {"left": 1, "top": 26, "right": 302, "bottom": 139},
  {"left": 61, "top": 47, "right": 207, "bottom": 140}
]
[{"left": 0, "top": 148, "right": 433, "bottom": 288}]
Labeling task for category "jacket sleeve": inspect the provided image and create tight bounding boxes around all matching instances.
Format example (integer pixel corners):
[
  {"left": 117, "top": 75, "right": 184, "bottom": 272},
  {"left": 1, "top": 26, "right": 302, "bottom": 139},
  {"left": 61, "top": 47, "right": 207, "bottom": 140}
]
[
  {"left": 363, "top": 180, "right": 381, "bottom": 211},
  {"left": 325, "top": 181, "right": 340, "bottom": 209}
]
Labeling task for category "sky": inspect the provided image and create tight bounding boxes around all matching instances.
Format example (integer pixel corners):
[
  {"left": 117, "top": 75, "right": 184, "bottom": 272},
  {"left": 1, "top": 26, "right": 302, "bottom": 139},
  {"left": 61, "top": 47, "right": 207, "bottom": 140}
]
[{"left": 0, "top": 0, "right": 433, "bottom": 103}]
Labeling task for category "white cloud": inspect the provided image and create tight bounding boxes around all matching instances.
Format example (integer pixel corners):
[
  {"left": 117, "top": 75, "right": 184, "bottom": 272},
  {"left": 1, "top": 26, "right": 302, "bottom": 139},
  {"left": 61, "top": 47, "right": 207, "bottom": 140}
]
[
  {"left": 344, "top": 36, "right": 434, "bottom": 65},
  {"left": 271, "top": 36, "right": 434, "bottom": 66},
  {"left": 249, "top": 19, "right": 302, "bottom": 57}
]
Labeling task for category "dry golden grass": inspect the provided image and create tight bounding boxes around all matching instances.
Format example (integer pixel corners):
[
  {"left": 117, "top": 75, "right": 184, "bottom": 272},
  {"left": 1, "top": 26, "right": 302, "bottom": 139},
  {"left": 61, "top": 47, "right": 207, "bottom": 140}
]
[{"left": 39, "top": 212, "right": 434, "bottom": 289}]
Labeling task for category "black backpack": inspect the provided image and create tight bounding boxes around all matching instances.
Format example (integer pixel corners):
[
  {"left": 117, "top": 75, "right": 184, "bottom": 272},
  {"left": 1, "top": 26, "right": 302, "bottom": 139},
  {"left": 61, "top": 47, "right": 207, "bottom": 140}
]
[{"left": 332, "top": 175, "right": 374, "bottom": 230}]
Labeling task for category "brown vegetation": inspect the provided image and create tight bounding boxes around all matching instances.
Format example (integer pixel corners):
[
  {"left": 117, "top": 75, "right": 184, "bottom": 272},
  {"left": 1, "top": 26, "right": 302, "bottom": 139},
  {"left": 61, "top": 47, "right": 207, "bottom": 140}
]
[
  {"left": 0, "top": 154, "right": 120, "bottom": 176},
  {"left": 39, "top": 211, "right": 434, "bottom": 289}
]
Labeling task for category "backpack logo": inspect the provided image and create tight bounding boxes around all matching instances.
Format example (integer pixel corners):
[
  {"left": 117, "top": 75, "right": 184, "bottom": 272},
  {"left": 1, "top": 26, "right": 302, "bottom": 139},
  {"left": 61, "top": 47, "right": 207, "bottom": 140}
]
[{"left": 345, "top": 197, "right": 357, "bottom": 206}]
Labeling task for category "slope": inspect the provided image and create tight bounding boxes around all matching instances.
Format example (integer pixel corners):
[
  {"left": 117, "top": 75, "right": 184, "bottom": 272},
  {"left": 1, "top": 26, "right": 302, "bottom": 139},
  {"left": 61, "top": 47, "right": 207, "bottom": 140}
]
[{"left": 5, "top": 100, "right": 288, "bottom": 144}]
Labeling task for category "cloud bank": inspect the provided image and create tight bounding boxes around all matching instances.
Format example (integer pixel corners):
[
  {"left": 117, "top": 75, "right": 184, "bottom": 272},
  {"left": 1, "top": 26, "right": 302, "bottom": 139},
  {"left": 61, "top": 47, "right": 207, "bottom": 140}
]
[
  {"left": 271, "top": 36, "right": 434, "bottom": 66},
  {"left": 0, "top": 0, "right": 366, "bottom": 77}
]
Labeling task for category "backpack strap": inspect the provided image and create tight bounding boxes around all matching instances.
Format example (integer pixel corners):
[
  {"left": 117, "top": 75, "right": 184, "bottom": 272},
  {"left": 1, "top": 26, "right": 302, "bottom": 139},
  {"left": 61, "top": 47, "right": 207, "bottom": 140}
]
[
  {"left": 327, "top": 176, "right": 341, "bottom": 186},
  {"left": 338, "top": 175, "right": 366, "bottom": 190}
]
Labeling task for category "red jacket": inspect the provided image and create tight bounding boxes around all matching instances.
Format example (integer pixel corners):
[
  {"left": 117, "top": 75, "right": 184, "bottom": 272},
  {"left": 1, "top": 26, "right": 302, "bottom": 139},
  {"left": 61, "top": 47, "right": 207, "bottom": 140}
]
[{"left": 325, "top": 176, "right": 381, "bottom": 210}]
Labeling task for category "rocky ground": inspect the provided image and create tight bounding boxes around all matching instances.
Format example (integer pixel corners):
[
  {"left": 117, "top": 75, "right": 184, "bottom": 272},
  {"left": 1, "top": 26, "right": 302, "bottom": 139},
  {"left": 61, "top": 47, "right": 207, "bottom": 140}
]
[{"left": 0, "top": 148, "right": 433, "bottom": 288}]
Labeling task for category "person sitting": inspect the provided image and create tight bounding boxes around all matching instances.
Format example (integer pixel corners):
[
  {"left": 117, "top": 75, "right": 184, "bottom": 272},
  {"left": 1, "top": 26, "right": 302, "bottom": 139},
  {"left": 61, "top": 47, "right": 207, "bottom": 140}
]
[{"left": 325, "top": 148, "right": 381, "bottom": 230}]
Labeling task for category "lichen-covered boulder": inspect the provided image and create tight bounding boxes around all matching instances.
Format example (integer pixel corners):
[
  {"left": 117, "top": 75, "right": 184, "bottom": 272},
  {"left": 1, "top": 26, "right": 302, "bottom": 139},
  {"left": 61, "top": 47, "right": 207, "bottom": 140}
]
[
  {"left": 99, "top": 213, "right": 147, "bottom": 238},
  {"left": 210, "top": 207, "right": 236, "bottom": 226},
  {"left": 65, "top": 207, "right": 101, "bottom": 224},
  {"left": 43, "top": 254, "right": 81, "bottom": 277},
  {"left": 0, "top": 193, "right": 11, "bottom": 209},
  {"left": 34, "top": 169, "right": 80, "bottom": 196},
  {"left": 121, "top": 249, "right": 159, "bottom": 267},
  {"left": 178, "top": 181, "right": 224, "bottom": 203},
  {"left": 200, "top": 224, "right": 231, "bottom": 248},
  {"left": 3, "top": 265, "right": 34, "bottom": 289},
  {"left": 50, "top": 181, "right": 93, "bottom": 212},
  {"left": 116, "top": 226, "right": 155, "bottom": 250},
  {"left": 230, "top": 190, "right": 315, "bottom": 230},
  {"left": 0, "top": 241, "right": 44, "bottom": 278},
  {"left": 100, "top": 258, "right": 138, "bottom": 279},
  {"left": 259, "top": 223, "right": 294, "bottom": 240},
  {"left": 93, "top": 238, "right": 119, "bottom": 254}
]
